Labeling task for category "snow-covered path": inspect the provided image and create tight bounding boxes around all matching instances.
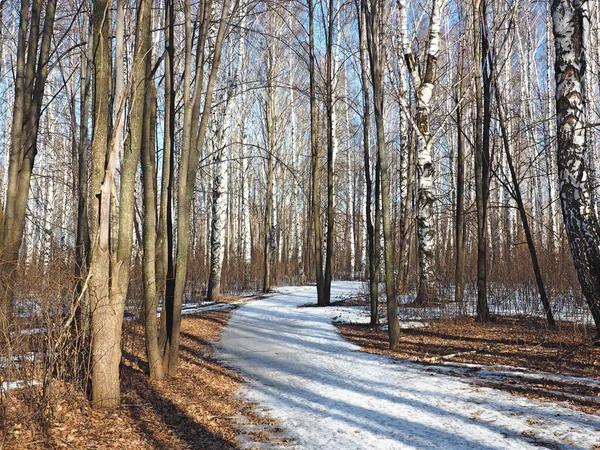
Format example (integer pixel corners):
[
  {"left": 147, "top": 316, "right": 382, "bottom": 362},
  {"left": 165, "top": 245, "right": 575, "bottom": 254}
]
[{"left": 216, "top": 281, "right": 600, "bottom": 450}]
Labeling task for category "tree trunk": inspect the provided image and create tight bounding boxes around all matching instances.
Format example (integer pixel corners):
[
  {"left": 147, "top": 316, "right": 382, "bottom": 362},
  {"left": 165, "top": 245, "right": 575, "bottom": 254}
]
[
  {"left": 494, "top": 81, "right": 555, "bottom": 327},
  {"left": 76, "top": 10, "right": 92, "bottom": 334},
  {"left": 454, "top": 92, "right": 466, "bottom": 304},
  {"left": 157, "top": 0, "right": 176, "bottom": 359},
  {"left": 208, "top": 137, "right": 229, "bottom": 300},
  {"left": 552, "top": 0, "right": 600, "bottom": 338},
  {"left": 323, "top": 0, "right": 336, "bottom": 305},
  {"left": 399, "top": 0, "right": 441, "bottom": 305},
  {"left": 163, "top": 0, "right": 230, "bottom": 376},
  {"left": 139, "top": 4, "right": 163, "bottom": 381},
  {"left": 88, "top": 0, "right": 151, "bottom": 406},
  {"left": 88, "top": 0, "right": 116, "bottom": 407},
  {"left": 365, "top": 0, "right": 399, "bottom": 347},
  {"left": 309, "top": 0, "right": 325, "bottom": 305},
  {"left": 263, "top": 41, "right": 276, "bottom": 293},
  {"left": 358, "top": 0, "right": 379, "bottom": 325},
  {"left": 1, "top": 0, "right": 57, "bottom": 322},
  {"left": 473, "top": 0, "right": 491, "bottom": 322}
]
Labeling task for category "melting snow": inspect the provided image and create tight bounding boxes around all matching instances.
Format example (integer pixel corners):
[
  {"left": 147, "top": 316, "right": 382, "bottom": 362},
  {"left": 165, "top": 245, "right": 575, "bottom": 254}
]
[
  {"left": 217, "top": 281, "right": 600, "bottom": 449},
  {"left": 328, "top": 304, "right": 427, "bottom": 330},
  {"left": 1, "top": 380, "right": 41, "bottom": 391}
]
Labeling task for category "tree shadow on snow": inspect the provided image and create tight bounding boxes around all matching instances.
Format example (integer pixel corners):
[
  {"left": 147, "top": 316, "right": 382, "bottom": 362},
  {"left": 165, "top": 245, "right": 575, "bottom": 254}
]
[{"left": 219, "top": 296, "right": 600, "bottom": 449}]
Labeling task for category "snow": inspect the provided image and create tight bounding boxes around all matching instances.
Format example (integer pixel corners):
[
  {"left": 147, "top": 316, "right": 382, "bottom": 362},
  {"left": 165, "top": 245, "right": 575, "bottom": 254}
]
[
  {"left": 217, "top": 281, "right": 600, "bottom": 450},
  {"left": 0, "top": 352, "right": 39, "bottom": 368},
  {"left": 20, "top": 327, "right": 44, "bottom": 335},
  {"left": 328, "top": 304, "right": 426, "bottom": 330},
  {"left": 1, "top": 380, "right": 41, "bottom": 391},
  {"left": 395, "top": 286, "right": 594, "bottom": 324},
  {"left": 127, "top": 299, "right": 243, "bottom": 320},
  {"left": 179, "top": 301, "right": 241, "bottom": 316}
]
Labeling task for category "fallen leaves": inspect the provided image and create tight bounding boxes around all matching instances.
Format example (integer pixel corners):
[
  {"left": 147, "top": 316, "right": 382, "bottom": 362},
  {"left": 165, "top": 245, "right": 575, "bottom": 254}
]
[
  {"left": 337, "top": 312, "right": 600, "bottom": 414},
  {"left": 1, "top": 305, "right": 282, "bottom": 449}
]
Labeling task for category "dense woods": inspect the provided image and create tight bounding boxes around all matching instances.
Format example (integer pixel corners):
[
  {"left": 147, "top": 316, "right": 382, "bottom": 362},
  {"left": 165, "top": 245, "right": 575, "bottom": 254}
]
[{"left": 1, "top": 0, "right": 600, "bottom": 418}]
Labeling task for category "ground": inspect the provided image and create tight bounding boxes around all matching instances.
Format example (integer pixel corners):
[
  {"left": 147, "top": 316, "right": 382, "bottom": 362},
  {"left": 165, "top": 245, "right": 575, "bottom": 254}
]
[
  {"left": 217, "top": 282, "right": 600, "bottom": 449},
  {"left": 335, "top": 297, "right": 600, "bottom": 414},
  {"left": 1, "top": 298, "right": 281, "bottom": 450},
  {"left": 2, "top": 283, "right": 600, "bottom": 449}
]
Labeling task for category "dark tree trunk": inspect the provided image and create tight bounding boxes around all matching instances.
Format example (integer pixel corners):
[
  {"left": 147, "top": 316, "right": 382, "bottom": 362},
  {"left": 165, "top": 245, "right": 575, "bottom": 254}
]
[
  {"left": 473, "top": 0, "right": 491, "bottom": 322},
  {"left": 309, "top": 0, "right": 325, "bottom": 305},
  {"left": 454, "top": 98, "right": 466, "bottom": 304},
  {"left": 365, "top": 0, "right": 400, "bottom": 347},
  {"left": 357, "top": 0, "right": 379, "bottom": 325},
  {"left": 323, "top": 0, "right": 336, "bottom": 305},
  {"left": 158, "top": 0, "right": 175, "bottom": 355},
  {"left": 494, "top": 82, "right": 555, "bottom": 328}
]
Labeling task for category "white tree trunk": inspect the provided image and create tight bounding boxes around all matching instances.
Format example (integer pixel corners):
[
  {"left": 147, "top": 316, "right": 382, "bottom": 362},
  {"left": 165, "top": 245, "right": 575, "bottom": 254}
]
[
  {"left": 399, "top": 0, "right": 443, "bottom": 303},
  {"left": 552, "top": 0, "right": 600, "bottom": 336}
]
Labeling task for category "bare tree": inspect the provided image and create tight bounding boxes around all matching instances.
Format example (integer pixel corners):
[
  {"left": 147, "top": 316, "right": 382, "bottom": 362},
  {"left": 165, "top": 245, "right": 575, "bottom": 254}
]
[
  {"left": 472, "top": 0, "right": 491, "bottom": 322},
  {"left": 87, "top": 0, "right": 151, "bottom": 407},
  {"left": 138, "top": 2, "right": 163, "bottom": 381},
  {"left": 309, "top": 0, "right": 326, "bottom": 305},
  {"left": 323, "top": 0, "right": 336, "bottom": 305},
  {"left": 1, "top": 0, "right": 58, "bottom": 322},
  {"left": 365, "top": 0, "right": 400, "bottom": 347},
  {"left": 357, "top": 0, "right": 379, "bottom": 325},
  {"left": 398, "top": 0, "right": 443, "bottom": 305},
  {"left": 552, "top": 0, "right": 600, "bottom": 339},
  {"left": 163, "top": 0, "right": 232, "bottom": 376}
]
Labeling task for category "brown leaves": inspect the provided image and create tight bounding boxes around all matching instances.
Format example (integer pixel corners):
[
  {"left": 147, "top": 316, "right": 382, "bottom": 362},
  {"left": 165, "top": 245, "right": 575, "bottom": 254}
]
[
  {"left": 337, "top": 314, "right": 600, "bottom": 414},
  {"left": 1, "top": 307, "right": 281, "bottom": 449}
]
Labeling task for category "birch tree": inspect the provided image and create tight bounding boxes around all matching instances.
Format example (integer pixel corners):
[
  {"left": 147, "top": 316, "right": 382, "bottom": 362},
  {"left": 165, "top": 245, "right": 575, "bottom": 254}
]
[
  {"left": 262, "top": 10, "right": 278, "bottom": 293},
  {"left": 552, "top": 0, "right": 600, "bottom": 338},
  {"left": 207, "top": 37, "right": 242, "bottom": 301},
  {"left": 398, "top": 0, "right": 443, "bottom": 305}
]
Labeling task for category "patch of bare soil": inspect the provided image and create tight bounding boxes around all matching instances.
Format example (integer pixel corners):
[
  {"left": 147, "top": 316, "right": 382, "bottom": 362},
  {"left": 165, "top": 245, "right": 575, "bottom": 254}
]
[
  {"left": 1, "top": 304, "right": 284, "bottom": 449},
  {"left": 337, "top": 302, "right": 600, "bottom": 414}
]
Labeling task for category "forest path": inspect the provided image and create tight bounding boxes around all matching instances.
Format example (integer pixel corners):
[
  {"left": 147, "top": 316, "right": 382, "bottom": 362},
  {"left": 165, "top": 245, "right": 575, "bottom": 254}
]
[{"left": 216, "top": 281, "right": 600, "bottom": 450}]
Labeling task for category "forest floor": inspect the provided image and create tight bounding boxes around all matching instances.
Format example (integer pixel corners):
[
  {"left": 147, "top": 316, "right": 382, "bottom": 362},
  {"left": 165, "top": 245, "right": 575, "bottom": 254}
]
[
  {"left": 4, "top": 282, "right": 600, "bottom": 449},
  {"left": 1, "top": 295, "right": 284, "bottom": 450},
  {"left": 335, "top": 294, "right": 600, "bottom": 415}
]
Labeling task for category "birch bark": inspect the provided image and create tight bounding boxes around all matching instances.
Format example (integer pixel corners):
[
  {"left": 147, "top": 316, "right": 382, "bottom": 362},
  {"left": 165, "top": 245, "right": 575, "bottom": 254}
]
[
  {"left": 552, "top": 0, "right": 600, "bottom": 337},
  {"left": 398, "top": 0, "right": 442, "bottom": 305}
]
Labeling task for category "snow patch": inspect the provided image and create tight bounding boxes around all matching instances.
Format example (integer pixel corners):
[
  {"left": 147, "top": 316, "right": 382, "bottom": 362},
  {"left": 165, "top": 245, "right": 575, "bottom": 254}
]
[{"left": 1, "top": 380, "right": 41, "bottom": 391}]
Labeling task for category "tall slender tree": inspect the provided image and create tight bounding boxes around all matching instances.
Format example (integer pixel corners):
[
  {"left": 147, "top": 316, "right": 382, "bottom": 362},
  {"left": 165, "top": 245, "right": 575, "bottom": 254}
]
[
  {"left": 552, "top": 0, "right": 600, "bottom": 339},
  {"left": 309, "top": 0, "right": 326, "bottom": 305},
  {"left": 365, "top": 0, "right": 400, "bottom": 347},
  {"left": 473, "top": 0, "right": 491, "bottom": 322},
  {"left": 398, "top": 0, "right": 443, "bottom": 305},
  {"left": 357, "top": 0, "right": 379, "bottom": 325},
  {"left": 0, "top": 0, "right": 57, "bottom": 323},
  {"left": 163, "top": 0, "right": 232, "bottom": 376}
]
